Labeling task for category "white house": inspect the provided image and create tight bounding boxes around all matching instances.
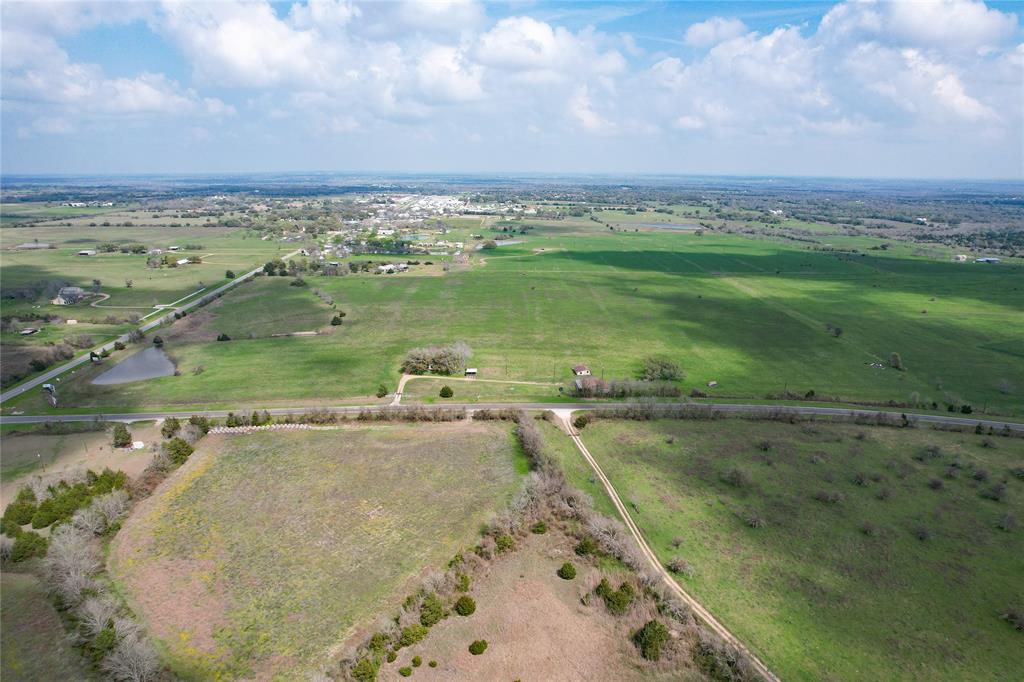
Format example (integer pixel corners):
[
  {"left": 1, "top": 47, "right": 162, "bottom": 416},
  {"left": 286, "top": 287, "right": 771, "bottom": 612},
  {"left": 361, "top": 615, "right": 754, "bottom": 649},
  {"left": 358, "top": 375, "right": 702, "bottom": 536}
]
[
  {"left": 176, "top": 258, "right": 190, "bottom": 266},
  {"left": 77, "top": 249, "right": 97, "bottom": 256}
]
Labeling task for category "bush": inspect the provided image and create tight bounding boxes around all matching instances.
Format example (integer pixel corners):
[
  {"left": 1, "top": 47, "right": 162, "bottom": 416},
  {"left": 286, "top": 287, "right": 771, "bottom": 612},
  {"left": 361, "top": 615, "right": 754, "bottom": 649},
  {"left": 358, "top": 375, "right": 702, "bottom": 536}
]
[
  {"left": 152, "top": 335, "right": 164, "bottom": 348},
  {"left": 722, "top": 467, "right": 752, "bottom": 488},
  {"left": 399, "top": 624, "right": 428, "bottom": 648},
  {"left": 112, "top": 423, "right": 132, "bottom": 448},
  {"left": 225, "top": 270, "right": 236, "bottom": 279},
  {"left": 667, "top": 558, "right": 695, "bottom": 577},
  {"left": 4, "top": 496, "right": 37, "bottom": 526},
  {"left": 398, "top": 666, "right": 412, "bottom": 677},
  {"left": 996, "top": 514, "right": 1017, "bottom": 532},
  {"left": 351, "top": 657, "right": 378, "bottom": 681},
  {"left": 744, "top": 510, "right": 766, "bottom": 528},
  {"left": 217, "top": 333, "right": 231, "bottom": 341},
  {"left": 640, "top": 356, "right": 683, "bottom": 381},
  {"left": 10, "top": 531, "right": 47, "bottom": 562},
  {"left": 387, "top": 651, "right": 397, "bottom": 663},
  {"left": 419, "top": 592, "right": 444, "bottom": 627},
  {"left": 1002, "top": 606, "right": 1024, "bottom": 631},
  {"left": 412, "top": 656, "right": 422, "bottom": 667},
  {"left": 557, "top": 562, "right": 577, "bottom": 580},
  {"left": 595, "top": 578, "right": 635, "bottom": 615},
  {"left": 161, "top": 417, "right": 181, "bottom": 438},
  {"left": 574, "top": 537, "right": 599, "bottom": 556},
  {"left": 113, "top": 341, "right": 126, "bottom": 351},
  {"left": 429, "top": 660, "right": 437, "bottom": 668},
  {"left": 573, "top": 415, "right": 589, "bottom": 429},
  {"left": 531, "top": 520, "right": 548, "bottom": 534},
  {"left": 376, "top": 384, "right": 388, "bottom": 398},
  {"left": 814, "top": 490, "right": 844, "bottom": 504},
  {"left": 439, "top": 385, "right": 454, "bottom": 398},
  {"left": 494, "top": 534, "right": 514, "bottom": 553},
  {"left": 331, "top": 315, "right": 343, "bottom": 326},
  {"left": 188, "top": 415, "right": 211, "bottom": 434},
  {"left": 401, "top": 342, "right": 471, "bottom": 375},
  {"left": 468, "top": 640, "right": 488, "bottom": 655},
  {"left": 454, "top": 595, "right": 476, "bottom": 616},
  {"left": 633, "top": 620, "right": 670, "bottom": 661},
  {"left": 164, "top": 438, "right": 194, "bottom": 465}
]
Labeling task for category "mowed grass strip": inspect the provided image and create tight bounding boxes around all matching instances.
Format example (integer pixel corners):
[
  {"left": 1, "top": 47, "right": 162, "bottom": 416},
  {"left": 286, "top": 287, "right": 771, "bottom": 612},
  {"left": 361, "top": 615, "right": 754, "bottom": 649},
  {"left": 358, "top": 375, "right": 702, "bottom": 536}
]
[
  {"left": 566, "top": 419, "right": 1024, "bottom": 681},
  {"left": 110, "top": 423, "right": 525, "bottom": 679}
]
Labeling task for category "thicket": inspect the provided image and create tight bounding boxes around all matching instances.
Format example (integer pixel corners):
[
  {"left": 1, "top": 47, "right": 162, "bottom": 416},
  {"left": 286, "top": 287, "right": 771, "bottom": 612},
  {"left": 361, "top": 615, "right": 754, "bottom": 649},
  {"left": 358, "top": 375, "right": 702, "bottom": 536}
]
[{"left": 400, "top": 341, "right": 471, "bottom": 375}]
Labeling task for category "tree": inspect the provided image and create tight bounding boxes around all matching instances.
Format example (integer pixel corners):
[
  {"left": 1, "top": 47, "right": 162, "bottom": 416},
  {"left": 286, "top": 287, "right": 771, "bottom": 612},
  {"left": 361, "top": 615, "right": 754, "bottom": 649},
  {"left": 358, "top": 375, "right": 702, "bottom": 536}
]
[
  {"left": 376, "top": 384, "right": 388, "bottom": 398},
  {"left": 439, "top": 385, "right": 454, "bottom": 398},
  {"left": 164, "top": 438, "right": 194, "bottom": 465},
  {"left": 330, "top": 315, "right": 343, "bottom": 326},
  {"left": 633, "top": 620, "right": 670, "bottom": 661},
  {"left": 889, "top": 352, "right": 905, "bottom": 371},
  {"left": 124, "top": 279, "right": 133, "bottom": 289},
  {"left": 225, "top": 270, "right": 236, "bottom": 279},
  {"left": 161, "top": 417, "right": 181, "bottom": 439},
  {"left": 91, "top": 279, "right": 102, "bottom": 293},
  {"left": 152, "top": 335, "right": 164, "bottom": 348},
  {"left": 481, "top": 240, "right": 497, "bottom": 250},
  {"left": 112, "top": 424, "right": 132, "bottom": 448},
  {"left": 641, "top": 356, "right": 683, "bottom": 381}
]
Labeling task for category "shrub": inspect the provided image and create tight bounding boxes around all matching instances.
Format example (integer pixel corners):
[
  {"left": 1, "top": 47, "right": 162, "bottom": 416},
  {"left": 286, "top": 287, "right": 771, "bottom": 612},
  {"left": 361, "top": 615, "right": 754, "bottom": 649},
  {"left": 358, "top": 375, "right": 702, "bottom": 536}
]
[
  {"left": 10, "top": 531, "right": 47, "bottom": 562},
  {"left": 217, "top": 333, "right": 230, "bottom": 341},
  {"left": 928, "top": 478, "right": 944, "bottom": 490},
  {"left": 331, "top": 315, "right": 343, "bottom": 326},
  {"left": 401, "top": 342, "right": 471, "bottom": 375},
  {"left": 113, "top": 341, "right": 126, "bottom": 351},
  {"left": 980, "top": 484, "right": 1007, "bottom": 502},
  {"left": 557, "top": 562, "right": 577, "bottom": 580},
  {"left": 573, "top": 415, "right": 589, "bottom": 429},
  {"left": 914, "top": 525, "right": 932, "bottom": 541},
  {"left": 387, "top": 651, "right": 397, "bottom": 663},
  {"left": 399, "top": 624, "right": 428, "bottom": 648},
  {"left": 454, "top": 595, "right": 476, "bottom": 616},
  {"left": 814, "top": 490, "right": 844, "bottom": 504},
  {"left": 494, "top": 534, "right": 515, "bottom": 553},
  {"left": 100, "top": 634, "right": 160, "bottom": 681},
  {"left": 419, "top": 593, "right": 444, "bottom": 627},
  {"left": 973, "top": 468, "right": 990, "bottom": 481},
  {"left": 743, "top": 510, "right": 767, "bottom": 529},
  {"left": 468, "top": 640, "right": 488, "bottom": 655},
  {"left": 152, "top": 335, "right": 164, "bottom": 348},
  {"left": 398, "top": 666, "right": 412, "bottom": 677},
  {"left": 640, "top": 356, "right": 683, "bottom": 381},
  {"left": 161, "top": 417, "right": 181, "bottom": 439},
  {"left": 412, "top": 656, "right": 422, "bottom": 667},
  {"left": 996, "top": 514, "right": 1017, "bottom": 532},
  {"left": 376, "top": 384, "right": 388, "bottom": 398},
  {"left": 595, "top": 578, "right": 635, "bottom": 615},
  {"left": 188, "top": 415, "right": 211, "bottom": 434},
  {"left": 455, "top": 573, "right": 470, "bottom": 592},
  {"left": 667, "top": 558, "right": 695, "bottom": 577},
  {"left": 429, "top": 660, "right": 437, "bottom": 668},
  {"left": 722, "top": 467, "right": 752, "bottom": 488},
  {"left": 1001, "top": 607, "right": 1024, "bottom": 631},
  {"left": 633, "top": 620, "right": 670, "bottom": 661},
  {"left": 164, "top": 438, "right": 194, "bottom": 466},
  {"left": 4, "top": 495, "right": 37, "bottom": 526},
  {"left": 531, "top": 520, "right": 548, "bottom": 534},
  {"left": 112, "top": 423, "right": 132, "bottom": 448},
  {"left": 439, "top": 385, "right": 454, "bottom": 398},
  {"left": 574, "top": 537, "right": 599, "bottom": 556}
]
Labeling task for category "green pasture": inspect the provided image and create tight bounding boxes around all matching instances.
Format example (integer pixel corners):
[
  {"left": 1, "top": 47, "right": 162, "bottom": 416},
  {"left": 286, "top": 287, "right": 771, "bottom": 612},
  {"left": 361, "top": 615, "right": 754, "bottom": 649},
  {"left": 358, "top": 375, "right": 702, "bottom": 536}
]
[
  {"left": 565, "top": 418, "right": 1024, "bottom": 681},
  {"left": 110, "top": 423, "right": 524, "bottom": 678},
  {"left": 9, "top": 223, "right": 1023, "bottom": 414}
]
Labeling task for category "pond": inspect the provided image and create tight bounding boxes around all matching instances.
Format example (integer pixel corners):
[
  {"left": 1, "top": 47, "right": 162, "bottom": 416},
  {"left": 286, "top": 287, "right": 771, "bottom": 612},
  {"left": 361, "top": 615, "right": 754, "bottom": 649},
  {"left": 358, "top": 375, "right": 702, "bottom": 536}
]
[{"left": 91, "top": 347, "right": 175, "bottom": 385}]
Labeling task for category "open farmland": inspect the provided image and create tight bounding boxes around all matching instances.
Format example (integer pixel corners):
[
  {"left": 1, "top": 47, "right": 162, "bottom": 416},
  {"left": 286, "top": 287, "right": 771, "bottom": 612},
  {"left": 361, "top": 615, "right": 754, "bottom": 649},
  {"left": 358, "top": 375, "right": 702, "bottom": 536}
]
[
  {"left": 109, "top": 423, "right": 525, "bottom": 679},
  {"left": 562, "top": 418, "right": 1024, "bottom": 681},
  {"left": 14, "top": 222, "right": 1024, "bottom": 415}
]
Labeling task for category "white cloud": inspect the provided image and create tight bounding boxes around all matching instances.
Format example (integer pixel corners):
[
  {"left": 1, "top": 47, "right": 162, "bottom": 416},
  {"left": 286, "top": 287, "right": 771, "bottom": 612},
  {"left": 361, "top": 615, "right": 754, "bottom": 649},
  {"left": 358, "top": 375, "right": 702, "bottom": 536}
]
[
  {"left": 567, "top": 85, "right": 614, "bottom": 133},
  {"left": 684, "top": 17, "right": 748, "bottom": 48},
  {"left": 416, "top": 46, "right": 484, "bottom": 103}
]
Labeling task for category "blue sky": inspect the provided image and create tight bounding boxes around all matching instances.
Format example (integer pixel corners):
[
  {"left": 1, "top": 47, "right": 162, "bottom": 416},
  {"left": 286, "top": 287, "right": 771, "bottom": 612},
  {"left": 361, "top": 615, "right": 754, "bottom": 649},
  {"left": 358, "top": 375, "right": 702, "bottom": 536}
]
[{"left": 2, "top": 0, "right": 1022, "bottom": 178}]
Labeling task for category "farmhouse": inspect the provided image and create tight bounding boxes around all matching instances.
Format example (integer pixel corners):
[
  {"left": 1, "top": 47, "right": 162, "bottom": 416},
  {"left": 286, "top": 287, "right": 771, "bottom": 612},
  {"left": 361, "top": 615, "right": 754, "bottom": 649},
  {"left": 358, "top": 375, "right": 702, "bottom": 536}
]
[
  {"left": 16, "top": 242, "right": 50, "bottom": 250},
  {"left": 572, "top": 364, "right": 592, "bottom": 376},
  {"left": 53, "top": 286, "right": 86, "bottom": 305},
  {"left": 77, "top": 249, "right": 97, "bottom": 256}
]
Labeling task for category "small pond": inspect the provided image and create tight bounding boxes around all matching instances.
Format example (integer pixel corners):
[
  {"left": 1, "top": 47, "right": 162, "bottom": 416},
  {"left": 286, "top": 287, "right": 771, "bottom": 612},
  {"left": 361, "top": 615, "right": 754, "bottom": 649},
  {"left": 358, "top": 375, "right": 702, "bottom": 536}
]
[{"left": 92, "top": 347, "right": 175, "bottom": 385}]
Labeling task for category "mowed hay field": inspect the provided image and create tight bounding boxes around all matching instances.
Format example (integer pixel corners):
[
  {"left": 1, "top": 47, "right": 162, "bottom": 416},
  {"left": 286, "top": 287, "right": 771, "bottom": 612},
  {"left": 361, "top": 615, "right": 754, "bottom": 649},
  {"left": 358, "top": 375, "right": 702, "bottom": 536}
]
[
  {"left": 110, "top": 423, "right": 525, "bottom": 679},
  {"left": 566, "top": 419, "right": 1024, "bottom": 681},
  {"left": 1, "top": 572, "right": 93, "bottom": 681},
  {"left": 20, "top": 224, "right": 1023, "bottom": 414}
]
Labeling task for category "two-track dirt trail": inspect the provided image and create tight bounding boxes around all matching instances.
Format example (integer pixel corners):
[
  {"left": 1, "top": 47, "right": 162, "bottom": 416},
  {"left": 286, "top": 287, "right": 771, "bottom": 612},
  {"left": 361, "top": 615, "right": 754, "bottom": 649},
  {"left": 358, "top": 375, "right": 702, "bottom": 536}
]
[{"left": 551, "top": 409, "right": 781, "bottom": 682}]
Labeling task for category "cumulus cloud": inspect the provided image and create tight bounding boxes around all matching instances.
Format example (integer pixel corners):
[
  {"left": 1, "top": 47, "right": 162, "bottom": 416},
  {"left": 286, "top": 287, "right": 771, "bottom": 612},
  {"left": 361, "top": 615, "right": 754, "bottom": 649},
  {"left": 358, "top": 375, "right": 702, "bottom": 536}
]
[{"left": 683, "top": 17, "right": 748, "bottom": 48}]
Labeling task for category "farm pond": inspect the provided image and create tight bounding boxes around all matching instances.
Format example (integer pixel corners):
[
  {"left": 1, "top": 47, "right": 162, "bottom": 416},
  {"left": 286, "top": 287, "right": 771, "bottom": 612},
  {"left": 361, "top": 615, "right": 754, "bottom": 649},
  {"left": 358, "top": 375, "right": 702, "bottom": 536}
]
[{"left": 92, "top": 347, "right": 175, "bottom": 385}]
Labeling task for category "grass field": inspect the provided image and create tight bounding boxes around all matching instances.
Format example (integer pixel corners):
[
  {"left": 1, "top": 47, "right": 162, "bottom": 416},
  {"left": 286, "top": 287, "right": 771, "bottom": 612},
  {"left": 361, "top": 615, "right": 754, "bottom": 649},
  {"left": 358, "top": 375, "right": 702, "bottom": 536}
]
[
  {"left": 110, "top": 423, "right": 525, "bottom": 679},
  {"left": 563, "top": 418, "right": 1024, "bottom": 681},
  {"left": 1, "top": 572, "right": 93, "bottom": 681},
  {"left": 10, "top": 222, "right": 1023, "bottom": 414}
]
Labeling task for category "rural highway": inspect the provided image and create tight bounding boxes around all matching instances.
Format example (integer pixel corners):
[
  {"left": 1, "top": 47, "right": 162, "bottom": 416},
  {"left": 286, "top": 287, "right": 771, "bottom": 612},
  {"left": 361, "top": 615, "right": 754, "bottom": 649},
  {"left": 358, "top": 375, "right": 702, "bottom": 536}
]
[
  {"left": 1, "top": 401, "right": 1022, "bottom": 431},
  {"left": 0, "top": 250, "right": 301, "bottom": 405}
]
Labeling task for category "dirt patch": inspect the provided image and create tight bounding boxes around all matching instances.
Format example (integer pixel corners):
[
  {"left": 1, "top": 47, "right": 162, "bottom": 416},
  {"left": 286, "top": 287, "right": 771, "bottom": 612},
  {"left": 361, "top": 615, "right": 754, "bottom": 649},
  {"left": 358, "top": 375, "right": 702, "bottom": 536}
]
[{"left": 378, "top": 531, "right": 696, "bottom": 682}]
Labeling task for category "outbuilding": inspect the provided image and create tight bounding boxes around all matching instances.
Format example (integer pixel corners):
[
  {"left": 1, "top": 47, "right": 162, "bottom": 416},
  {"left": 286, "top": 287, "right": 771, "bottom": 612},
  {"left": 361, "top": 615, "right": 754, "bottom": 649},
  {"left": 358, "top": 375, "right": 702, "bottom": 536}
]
[
  {"left": 77, "top": 249, "right": 97, "bottom": 256},
  {"left": 465, "top": 368, "right": 478, "bottom": 376},
  {"left": 572, "top": 364, "right": 592, "bottom": 376}
]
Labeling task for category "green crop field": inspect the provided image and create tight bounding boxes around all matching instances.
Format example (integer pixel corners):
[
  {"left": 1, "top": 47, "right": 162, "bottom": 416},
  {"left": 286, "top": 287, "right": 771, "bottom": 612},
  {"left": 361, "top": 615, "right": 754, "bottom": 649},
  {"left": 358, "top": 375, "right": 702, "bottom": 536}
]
[
  {"left": 1, "top": 572, "right": 94, "bottom": 680},
  {"left": 109, "top": 423, "right": 525, "bottom": 679},
  {"left": 9, "top": 222, "right": 1023, "bottom": 414},
  {"left": 560, "top": 418, "right": 1024, "bottom": 681}
]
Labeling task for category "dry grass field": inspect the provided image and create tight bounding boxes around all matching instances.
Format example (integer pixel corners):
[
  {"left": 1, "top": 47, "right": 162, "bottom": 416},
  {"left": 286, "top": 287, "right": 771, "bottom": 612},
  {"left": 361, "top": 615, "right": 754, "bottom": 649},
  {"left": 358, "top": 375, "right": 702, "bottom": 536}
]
[{"left": 110, "top": 423, "right": 525, "bottom": 679}]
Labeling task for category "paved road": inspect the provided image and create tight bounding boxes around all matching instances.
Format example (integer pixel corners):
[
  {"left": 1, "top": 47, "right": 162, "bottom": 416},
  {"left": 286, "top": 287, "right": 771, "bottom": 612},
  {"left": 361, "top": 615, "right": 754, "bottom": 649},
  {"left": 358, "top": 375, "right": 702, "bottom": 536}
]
[
  {"left": 2, "top": 401, "right": 1021, "bottom": 430},
  {"left": 0, "top": 251, "right": 300, "bottom": 405}
]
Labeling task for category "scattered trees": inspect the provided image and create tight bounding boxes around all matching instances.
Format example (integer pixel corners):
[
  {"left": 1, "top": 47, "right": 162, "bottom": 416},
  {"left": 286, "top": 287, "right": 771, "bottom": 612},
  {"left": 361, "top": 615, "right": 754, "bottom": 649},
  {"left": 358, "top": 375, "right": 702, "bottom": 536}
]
[
  {"left": 401, "top": 341, "right": 471, "bottom": 375},
  {"left": 640, "top": 356, "right": 683, "bottom": 381},
  {"left": 161, "top": 417, "right": 181, "bottom": 438},
  {"left": 112, "top": 423, "right": 132, "bottom": 448},
  {"left": 633, "top": 620, "right": 670, "bottom": 661}
]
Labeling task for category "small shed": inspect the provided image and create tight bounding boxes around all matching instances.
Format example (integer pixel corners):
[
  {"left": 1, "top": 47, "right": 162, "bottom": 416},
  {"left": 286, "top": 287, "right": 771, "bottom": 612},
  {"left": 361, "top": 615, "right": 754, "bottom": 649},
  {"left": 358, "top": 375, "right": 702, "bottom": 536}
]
[
  {"left": 572, "top": 364, "right": 591, "bottom": 376},
  {"left": 176, "top": 258, "right": 190, "bottom": 266},
  {"left": 77, "top": 249, "right": 97, "bottom": 256},
  {"left": 465, "top": 368, "right": 478, "bottom": 376}
]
